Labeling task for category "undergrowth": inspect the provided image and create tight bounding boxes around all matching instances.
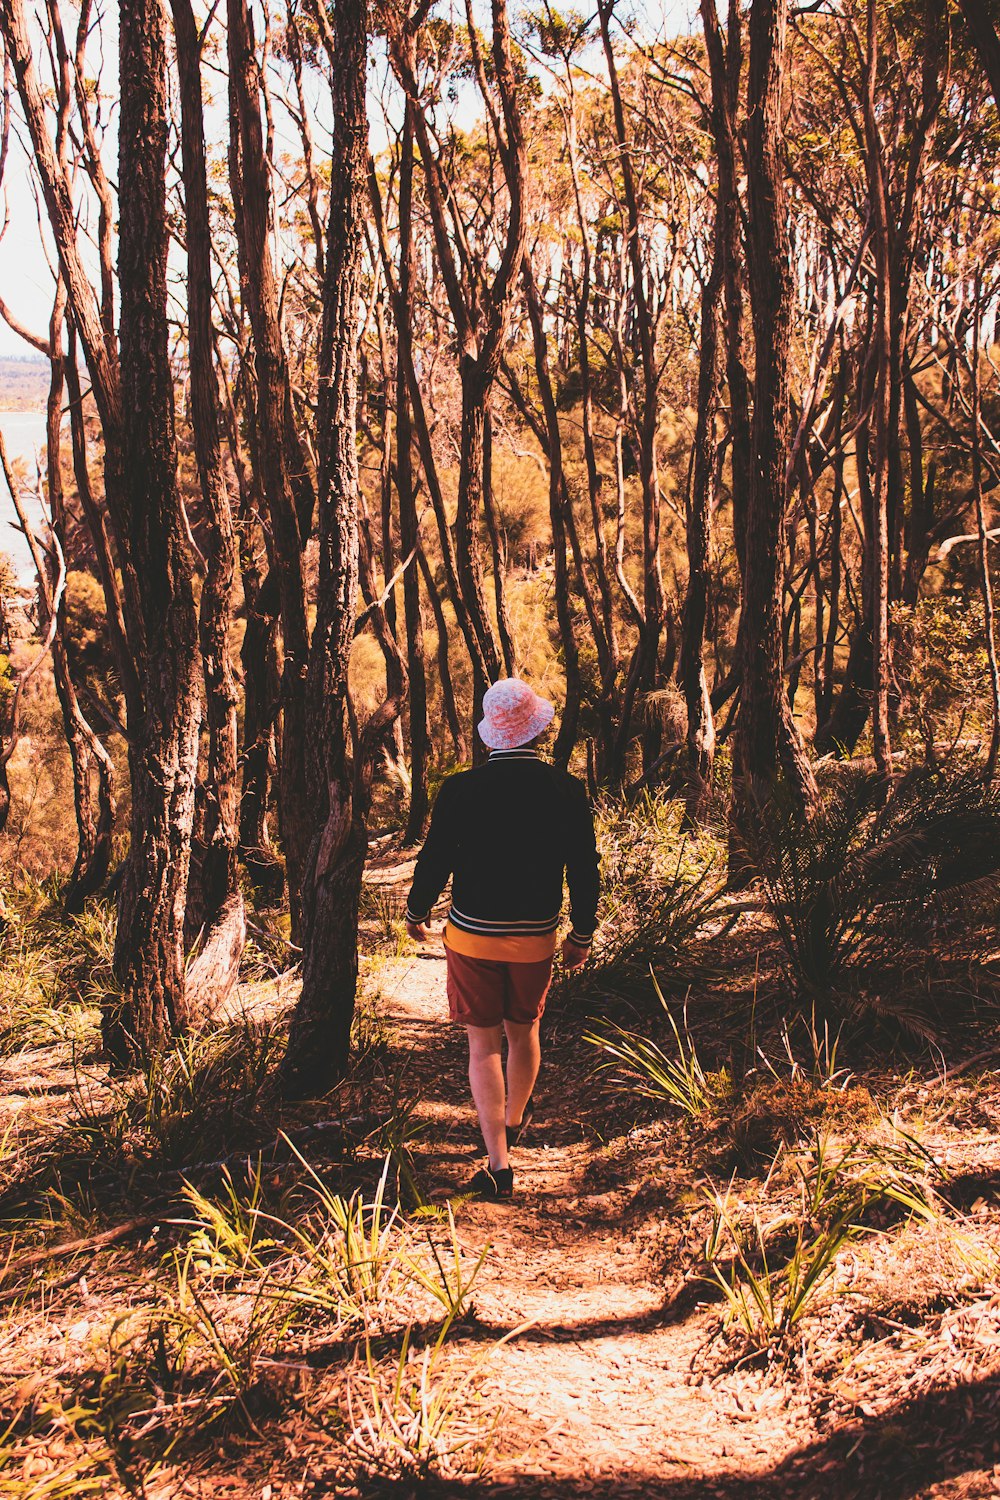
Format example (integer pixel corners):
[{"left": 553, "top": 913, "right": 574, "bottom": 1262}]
[
  {"left": 566, "top": 797, "right": 727, "bottom": 1007},
  {"left": 0, "top": 1156, "right": 504, "bottom": 1492},
  {"left": 749, "top": 766, "right": 1000, "bottom": 1033}
]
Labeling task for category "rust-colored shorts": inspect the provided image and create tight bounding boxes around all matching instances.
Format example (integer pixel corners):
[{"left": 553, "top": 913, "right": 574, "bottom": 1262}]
[{"left": 445, "top": 948, "right": 554, "bottom": 1028}]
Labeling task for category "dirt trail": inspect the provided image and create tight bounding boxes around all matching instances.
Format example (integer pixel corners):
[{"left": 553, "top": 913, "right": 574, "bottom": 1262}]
[
  {"left": 351, "top": 847, "right": 1000, "bottom": 1497},
  {"left": 5, "top": 849, "right": 1000, "bottom": 1498},
  {"left": 366, "top": 939, "right": 816, "bottom": 1496}
]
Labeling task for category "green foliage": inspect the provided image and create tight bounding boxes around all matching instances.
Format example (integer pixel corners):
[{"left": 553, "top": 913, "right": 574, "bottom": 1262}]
[
  {"left": 2, "top": 1153, "right": 500, "bottom": 1484},
  {"left": 585, "top": 973, "right": 730, "bottom": 1116},
  {"left": 344, "top": 1323, "right": 503, "bottom": 1482},
  {"left": 570, "top": 802, "right": 726, "bottom": 1004},
  {"left": 23, "top": 1020, "right": 287, "bottom": 1212},
  {"left": 63, "top": 571, "right": 118, "bottom": 702},
  {"left": 702, "top": 1128, "right": 947, "bottom": 1352},
  {"left": 895, "top": 595, "right": 995, "bottom": 748},
  {"left": 750, "top": 767, "right": 1000, "bottom": 1020},
  {"left": 0, "top": 884, "right": 116, "bottom": 1051}
]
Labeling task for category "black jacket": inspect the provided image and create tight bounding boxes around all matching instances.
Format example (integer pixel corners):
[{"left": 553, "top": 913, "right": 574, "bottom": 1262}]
[{"left": 405, "top": 748, "right": 600, "bottom": 945}]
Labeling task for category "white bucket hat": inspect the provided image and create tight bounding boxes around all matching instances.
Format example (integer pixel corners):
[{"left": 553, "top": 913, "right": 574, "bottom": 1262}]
[{"left": 477, "top": 678, "right": 555, "bottom": 751}]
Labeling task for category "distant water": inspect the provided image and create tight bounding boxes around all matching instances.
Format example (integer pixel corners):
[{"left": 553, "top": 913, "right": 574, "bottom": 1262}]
[{"left": 0, "top": 410, "right": 49, "bottom": 581}]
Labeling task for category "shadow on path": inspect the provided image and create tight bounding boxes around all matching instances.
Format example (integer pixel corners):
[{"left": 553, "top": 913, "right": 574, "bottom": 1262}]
[{"left": 402, "top": 1370, "right": 1000, "bottom": 1500}]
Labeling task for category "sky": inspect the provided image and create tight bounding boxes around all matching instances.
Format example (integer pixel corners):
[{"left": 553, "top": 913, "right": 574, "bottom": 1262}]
[{"left": 0, "top": 0, "right": 696, "bottom": 361}]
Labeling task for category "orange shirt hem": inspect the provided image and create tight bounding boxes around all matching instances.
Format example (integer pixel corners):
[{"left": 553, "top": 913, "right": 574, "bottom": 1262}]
[{"left": 443, "top": 920, "right": 558, "bottom": 963}]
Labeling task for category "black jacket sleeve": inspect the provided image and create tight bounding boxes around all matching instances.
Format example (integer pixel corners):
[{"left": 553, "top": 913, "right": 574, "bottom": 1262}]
[
  {"left": 405, "top": 777, "right": 459, "bottom": 921},
  {"left": 565, "top": 780, "right": 600, "bottom": 945}
]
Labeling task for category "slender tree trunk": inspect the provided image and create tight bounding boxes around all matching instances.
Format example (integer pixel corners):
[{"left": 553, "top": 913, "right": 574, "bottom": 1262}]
[
  {"left": 971, "top": 280, "right": 1000, "bottom": 778},
  {"left": 36, "top": 287, "right": 117, "bottom": 910},
  {"left": 418, "top": 547, "right": 466, "bottom": 761},
  {"left": 482, "top": 410, "right": 517, "bottom": 677},
  {"left": 598, "top": 0, "right": 664, "bottom": 777},
  {"left": 701, "top": 0, "right": 753, "bottom": 696},
  {"left": 62, "top": 336, "right": 133, "bottom": 704},
  {"left": 681, "top": 222, "right": 722, "bottom": 828},
  {"left": 173, "top": 0, "right": 246, "bottom": 1012},
  {"left": 282, "top": 0, "right": 368, "bottom": 1097},
  {"left": 521, "top": 256, "right": 583, "bottom": 768},
  {"left": 563, "top": 72, "right": 619, "bottom": 683},
  {"left": 228, "top": 0, "right": 311, "bottom": 936},
  {"left": 238, "top": 548, "right": 283, "bottom": 899},
  {"left": 457, "top": 362, "right": 504, "bottom": 755},
  {"left": 109, "top": 0, "right": 202, "bottom": 1059},
  {"left": 370, "top": 296, "right": 409, "bottom": 790},
  {"left": 397, "top": 103, "right": 430, "bottom": 842},
  {"left": 730, "top": 0, "right": 817, "bottom": 879},
  {"left": 860, "top": 0, "right": 893, "bottom": 786}
]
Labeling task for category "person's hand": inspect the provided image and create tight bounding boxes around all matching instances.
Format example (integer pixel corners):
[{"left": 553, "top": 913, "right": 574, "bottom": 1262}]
[
  {"left": 406, "top": 918, "right": 433, "bottom": 944},
  {"left": 561, "top": 936, "right": 590, "bottom": 970}
]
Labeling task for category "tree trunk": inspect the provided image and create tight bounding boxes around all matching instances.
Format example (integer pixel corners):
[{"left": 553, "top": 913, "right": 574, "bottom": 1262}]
[
  {"left": 521, "top": 255, "right": 583, "bottom": 769},
  {"left": 457, "top": 359, "right": 504, "bottom": 757},
  {"left": 861, "top": 0, "right": 892, "bottom": 787},
  {"left": 417, "top": 547, "right": 466, "bottom": 761},
  {"left": 701, "top": 0, "right": 753, "bottom": 693},
  {"left": 482, "top": 411, "right": 517, "bottom": 677},
  {"left": 397, "top": 102, "right": 430, "bottom": 843},
  {"left": 282, "top": 0, "right": 368, "bottom": 1098},
  {"left": 730, "top": 0, "right": 817, "bottom": 879},
  {"left": 227, "top": 0, "right": 311, "bottom": 937},
  {"left": 598, "top": 0, "right": 664, "bottom": 780},
  {"left": 173, "top": 0, "right": 246, "bottom": 1013},
  {"left": 971, "top": 279, "right": 1000, "bottom": 778},
  {"left": 681, "top": 220, "right": 722, "bottom": 828},
  {"left": 28, "top": 287, "right": 117, "bottom": 911},
  {"left": 238, "top": 552, "right": 283, "bottom": 900},
  {"left": 109, "top": 0, "right": 202, "bottom": 1060}
]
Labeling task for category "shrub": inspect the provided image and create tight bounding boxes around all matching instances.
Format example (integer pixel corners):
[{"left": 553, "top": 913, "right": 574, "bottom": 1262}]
[{"left": 749, "top": 766, "right": 1000, "bottom": 1021}]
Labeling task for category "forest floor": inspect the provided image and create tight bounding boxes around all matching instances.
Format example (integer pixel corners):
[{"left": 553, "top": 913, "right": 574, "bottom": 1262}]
[{"left": 3, "top": 837, "right": 1000, "bottom": 1497}]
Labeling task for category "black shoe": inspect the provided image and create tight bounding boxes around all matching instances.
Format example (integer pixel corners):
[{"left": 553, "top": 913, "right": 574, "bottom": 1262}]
[
  {"left": 469, "top": 1164, "right": 513, "bottom": 1200},
  {"left": 505, "top": 1099, "right": 533, "bottom": 1149}
]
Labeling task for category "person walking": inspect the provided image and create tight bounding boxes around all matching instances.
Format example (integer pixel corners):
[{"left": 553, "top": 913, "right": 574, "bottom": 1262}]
[{"left": 405, "top": 678, "right": 600, "bottom": 1200}]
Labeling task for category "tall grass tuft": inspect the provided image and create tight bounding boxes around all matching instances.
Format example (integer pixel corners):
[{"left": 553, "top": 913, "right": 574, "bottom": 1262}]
[
  {"left": 701, "top": 1128, "right": 948, "bottom": 1352},
  {"left": 585, "top": 973, "right": 730, "bottom": 1116}
]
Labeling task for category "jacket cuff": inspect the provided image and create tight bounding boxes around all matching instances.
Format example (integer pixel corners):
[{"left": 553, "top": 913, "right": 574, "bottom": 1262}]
[
  {"left": 406, "top": 906, "right": 431, "bottom": 925},
  {"left": 568, "top": 929, "right": 593, "bottom": 948}
]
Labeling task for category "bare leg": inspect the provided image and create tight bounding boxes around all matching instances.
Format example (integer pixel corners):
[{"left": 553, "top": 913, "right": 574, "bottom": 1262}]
[
  {"left": 466, "top": 1024, "right": 509, "bottom": 1170},
  {"left": 504, "top": 1017, "right": 541, "bottom": 1128}
]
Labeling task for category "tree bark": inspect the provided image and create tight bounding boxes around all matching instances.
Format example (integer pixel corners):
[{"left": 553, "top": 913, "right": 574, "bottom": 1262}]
[
  {"left": 282, "top": 0, "right": 368, "bottom": 1097},
  {"left": 44, "top": 294, "right": 116, "bottom": 911},
  {"left": 109, "top": 0, "right": 202, "bottom": 1059},
  {"left": 173, "top": 0, "right": 246, "bottom": 1012},
  {"left": 521, "top": 255, "right": 583, "bottom": 769},
  {"left": 730, "top": 0, "right": 817, "bottom": 879},
  {"left": 227, "top": 0, "right": 311, "bottom": 936},
  {"left": 417, "top": 547, "right": 466, "bottom": 762},
  {"left": 1, "top": 0, "right": 203, "bottom": 1059},
  {"left": 599, "top": 0, "right": 664, "bottom": 781},
  {"left": 482, "top": 410, "right": 517, "bottom": 677},
  {"left": 681, "top": 219, "right": 722, "bottom": 828},
  {"left": 971, "top": 278, "right": 1000, "bottom": 778},
  {"left": 701, "top": 0, "right": 753, "bottom": 693},
  {"left": 396, "top": 102, "right": 430, "bottom": 843},
  {"left": 861, "top": 0, "right": 892, "bottom": 787}
]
